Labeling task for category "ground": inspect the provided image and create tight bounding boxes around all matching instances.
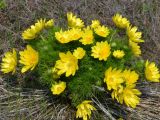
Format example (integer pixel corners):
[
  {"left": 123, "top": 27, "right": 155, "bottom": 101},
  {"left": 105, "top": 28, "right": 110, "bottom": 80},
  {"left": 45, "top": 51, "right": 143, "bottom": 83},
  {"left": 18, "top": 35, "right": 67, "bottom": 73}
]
[{"left": 0, "top": 0, "right": 160, "bottom": 120}]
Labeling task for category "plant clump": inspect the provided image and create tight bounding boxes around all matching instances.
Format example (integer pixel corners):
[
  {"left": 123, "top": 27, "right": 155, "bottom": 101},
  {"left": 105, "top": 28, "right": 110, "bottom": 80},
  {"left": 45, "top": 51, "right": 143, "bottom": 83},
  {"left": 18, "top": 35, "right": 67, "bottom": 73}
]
[{"left": 1, "top": 12, "right": 160, "bottom": 120}]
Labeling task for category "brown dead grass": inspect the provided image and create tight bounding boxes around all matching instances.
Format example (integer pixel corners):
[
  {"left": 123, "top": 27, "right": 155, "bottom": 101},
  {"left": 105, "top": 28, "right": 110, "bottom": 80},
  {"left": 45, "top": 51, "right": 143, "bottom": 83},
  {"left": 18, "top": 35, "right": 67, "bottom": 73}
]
[{"left": 0, "top": 0, "right": 160, "bottom": 120}]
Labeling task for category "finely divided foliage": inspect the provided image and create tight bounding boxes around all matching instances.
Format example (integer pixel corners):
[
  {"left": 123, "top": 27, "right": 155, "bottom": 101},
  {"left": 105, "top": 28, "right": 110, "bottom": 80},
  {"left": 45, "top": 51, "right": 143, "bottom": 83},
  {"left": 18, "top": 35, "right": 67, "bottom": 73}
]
[{"left": 1, "top": 12, "right": 160, "bottom": 120}]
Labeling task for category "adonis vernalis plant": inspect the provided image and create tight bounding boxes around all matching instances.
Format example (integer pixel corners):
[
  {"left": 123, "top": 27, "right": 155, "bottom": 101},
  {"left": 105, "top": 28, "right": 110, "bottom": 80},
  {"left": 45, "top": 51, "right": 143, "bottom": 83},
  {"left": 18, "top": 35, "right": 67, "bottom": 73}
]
[{"left": 1, "top": 13, "right": 160, "bottom": 120}]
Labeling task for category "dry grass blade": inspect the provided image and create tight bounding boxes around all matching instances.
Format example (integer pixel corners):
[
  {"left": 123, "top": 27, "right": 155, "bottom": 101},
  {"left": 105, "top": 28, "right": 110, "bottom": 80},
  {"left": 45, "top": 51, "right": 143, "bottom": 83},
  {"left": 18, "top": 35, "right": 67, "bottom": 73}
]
[
  {"left": 0, "top": 87, "right": 75, "bottom": 120},
  {"left": 91, "top": 96, "right": 116, "bottom": 120}
]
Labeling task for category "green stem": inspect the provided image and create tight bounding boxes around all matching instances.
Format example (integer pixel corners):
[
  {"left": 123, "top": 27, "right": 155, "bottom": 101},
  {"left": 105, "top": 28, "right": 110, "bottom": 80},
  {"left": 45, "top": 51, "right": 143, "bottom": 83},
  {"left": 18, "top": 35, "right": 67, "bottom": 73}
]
[
  {"left": 109, "top": 29, "right": 117, "bottom": 42},
  {"left": 40, "top": 35, "right": 46, "bottom": 41}
]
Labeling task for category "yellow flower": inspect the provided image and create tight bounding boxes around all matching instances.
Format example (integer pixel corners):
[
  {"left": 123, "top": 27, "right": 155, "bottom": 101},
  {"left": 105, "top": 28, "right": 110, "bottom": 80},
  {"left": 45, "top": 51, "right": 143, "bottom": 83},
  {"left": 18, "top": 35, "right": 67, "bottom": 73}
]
[
  {"left": 52, "top": 67, "right": 60, "bottom": 79},
  {"left": 22, "top": 19, "right": 46, "bottom": 40},
  {"left": 129, "top": 41, "right": 141, "bottom": 57},
  {"left": 55, "top": 51, "right": 78, "bottom": 77},
  {"left": 76, "top": 100, "right": 96, "bottom": 120},
  {"left": 91, "top": 20, "right": 100, "bottom": 29},
  {"left": 104, "top": 67, "right": 124, "bottom": 90},
  {"left": 127, "top": 26, "right": 144, "bottom": 43},
  {"left": 73, "top": 47, "right": 86, "bottom": 59},
  {"left": 94, "top": 25, "right": 110, "bottom": 37},
  {"left": 51, "top": 81, "right": 66, "bottom": 95},
  {"left": 67, "top": 12, "right": 84, "bottom": 28},
  {"left": 45, "top": 19, "right": 54, "bottom": 27},
  {"left": 122, "top": 69, "right": 139, "bottom": 85},
  {"left": 113, "top": 50, "right": 125, "bottom": 59},
  {"left": 113, "top": 85, "right": 141, "bottom": 108},
  {"left": 1, "top": 49, "right": 17, "bottom": 74},
  {"left": 145, "top": 60, "right": 160, "bottom": 82},
  {"left": 80, "top": 27, "right": 94, "bottom": 45},
  {"left": 91, "top": 41, "right": 111, "bottom": 61},
  {"left": 19, "top": 45, "right": 39, "bottom": 73},
  {"left": 111, "top": 85, "right": 124, "bottom": 101},
  {"left": 68, "top": 28, "right": 83, "bottom": 41},
  {"left": 55, "top": 30, "right": 71, "bottom": 43},
  {"left": 112, "top": 13, "right": 130, "bottom": 29}
]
